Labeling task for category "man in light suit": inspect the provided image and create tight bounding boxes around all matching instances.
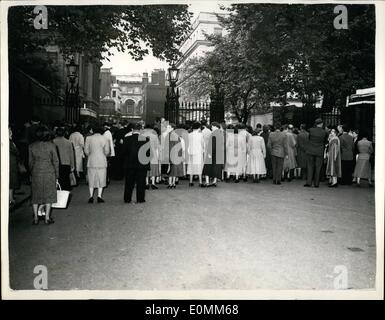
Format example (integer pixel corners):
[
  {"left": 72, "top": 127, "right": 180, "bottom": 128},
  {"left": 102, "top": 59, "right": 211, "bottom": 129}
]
[
  {"left": 121, "top": 123, "right": 150, "bottom": 203},
  {"left": 267, "top": 126, "right": 288, "bottom": 185},
  {"left": 103, "top": 122, "right": 115, "bottom": 185},
  {"left": 304, "top": 118, "right": 328, "bottom": 188}
]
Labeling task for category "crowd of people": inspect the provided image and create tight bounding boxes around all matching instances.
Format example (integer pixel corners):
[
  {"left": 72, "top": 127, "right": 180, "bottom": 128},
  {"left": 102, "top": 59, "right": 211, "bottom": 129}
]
[{"left": 9, "top": 117, "right": 374, "bottom": 225}]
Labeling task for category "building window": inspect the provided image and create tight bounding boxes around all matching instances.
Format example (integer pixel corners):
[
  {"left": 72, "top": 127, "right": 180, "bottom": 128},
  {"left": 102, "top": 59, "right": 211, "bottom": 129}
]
[{"left": 112, "top": 90, "right": 116, "bottom": 98}]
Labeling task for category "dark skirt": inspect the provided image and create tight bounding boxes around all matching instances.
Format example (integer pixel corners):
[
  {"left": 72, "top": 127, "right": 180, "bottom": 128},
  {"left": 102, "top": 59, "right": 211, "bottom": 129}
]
[
  {"left": 31, "top": 172, "right": 57, "bottom": 204},
  {"left": 297, "top": 150, "right": 308, "bottom": 169},
  {"left": 161, "top": 163, "right": 169, "bottom": 175},
  {"left": 9, "top": 154, "right": 20, "bottom": 190},
  {"left": 170, "top": 163, "right": 184, "bottom": 177},
  {"left": 202, "top": 163, "right": 223, "bottom": 179},
  {"left": 147, "top": 163, "right": 160, "bottom": 177}
]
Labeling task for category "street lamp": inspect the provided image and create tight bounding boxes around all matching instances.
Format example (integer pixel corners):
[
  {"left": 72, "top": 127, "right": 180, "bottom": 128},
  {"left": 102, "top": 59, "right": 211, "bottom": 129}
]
[
  {"left": 168, "top": 65, "right": 180, "bottom": 86},
  {"left": 165, "top": 64, "right": 180, "bottom": 124},
  {"left": 65, "top": 57, "right": 80, "bottom": 124},
  {"left": 209, "top": 75, "right": 225, "bottom": 123}
]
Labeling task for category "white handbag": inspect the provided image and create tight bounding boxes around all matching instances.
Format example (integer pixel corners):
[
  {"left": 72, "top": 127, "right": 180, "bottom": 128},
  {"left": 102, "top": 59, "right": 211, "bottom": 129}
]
[{"left": 52, "top": 182, "right": 70, "bottom": 209}]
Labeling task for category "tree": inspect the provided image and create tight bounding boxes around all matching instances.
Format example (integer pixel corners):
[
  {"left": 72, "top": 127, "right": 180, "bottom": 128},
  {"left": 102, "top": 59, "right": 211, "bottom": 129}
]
[
  {"left": 8, "top": 5, "right": 192, "bottom": 89},
  {"left": 182, "top": 18, "right": 278, "bottom": 123},
  {"left": 223, "top": 4, "right": 375, "bottom": 108},
  {"left": 182, "top": 4, "right": 375, "bottom": 123}
]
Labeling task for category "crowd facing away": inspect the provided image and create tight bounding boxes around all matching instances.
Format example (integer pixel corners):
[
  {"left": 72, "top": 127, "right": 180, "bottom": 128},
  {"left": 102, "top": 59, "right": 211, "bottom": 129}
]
[{"left": 9, "top": 117, "right": 374, "bottom": 225}]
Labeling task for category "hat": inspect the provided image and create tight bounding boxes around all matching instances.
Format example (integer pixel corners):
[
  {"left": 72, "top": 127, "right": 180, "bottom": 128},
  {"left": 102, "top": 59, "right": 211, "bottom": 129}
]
[{"left": 314, "top": 118, "right": 323, "bottom": 125}]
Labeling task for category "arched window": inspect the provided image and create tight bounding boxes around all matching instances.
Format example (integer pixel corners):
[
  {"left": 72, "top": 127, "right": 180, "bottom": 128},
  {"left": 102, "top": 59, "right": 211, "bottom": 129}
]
[{"left": 124, "top": 99, "right": 135, "bottom": 115}]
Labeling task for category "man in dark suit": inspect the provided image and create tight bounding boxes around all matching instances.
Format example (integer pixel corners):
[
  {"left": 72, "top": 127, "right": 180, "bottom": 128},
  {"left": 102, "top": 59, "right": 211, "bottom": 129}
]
[
  {"left": 267, "top": 126, "right": 288, "bottom": 185},
  {"left": 339, "top": 125, "right": 354, "bottom": 185},
  {"left": 305, "top": 118, "right": 328, "bottom": 188},
  {"left": 260, "top": 125, "right": 272, "bottom": 179},
  {"left": 121, "top": 123, "right": 150, "bottom": 203}
]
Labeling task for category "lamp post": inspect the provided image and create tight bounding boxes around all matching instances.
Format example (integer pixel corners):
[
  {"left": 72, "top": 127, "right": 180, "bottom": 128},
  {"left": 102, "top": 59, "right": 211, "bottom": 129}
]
[
  {"left": 65, "top": 57, "right": 80, "bottom": 124},
  {"left": 209, "top": 79, "right": 224, "bottom": 123},
  {"left": 165, "top": 64, "right": 180, "bottom": 124}
]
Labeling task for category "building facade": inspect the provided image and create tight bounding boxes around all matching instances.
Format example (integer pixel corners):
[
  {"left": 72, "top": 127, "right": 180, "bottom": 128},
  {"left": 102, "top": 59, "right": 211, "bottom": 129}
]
[
  {"left": 9, "top": 45, "right": 100, "bottom": 126},
  {"left": 99, "top": 68, "right": 166, "bottom": 124},
  {"left": 176, "top": 12, "right": 227, "bottom": 103}
]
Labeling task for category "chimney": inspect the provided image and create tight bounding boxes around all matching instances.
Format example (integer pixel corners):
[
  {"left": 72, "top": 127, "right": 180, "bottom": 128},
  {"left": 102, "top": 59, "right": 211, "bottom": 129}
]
[
  {"left": 142, "top": 72, "right": 149, "bottom": 85},
  {"left": 158, "top": 70, "right": 166, "bottom": 87},
  {"left": 151, "top": 70, "right": 159, "bottom": 85}
]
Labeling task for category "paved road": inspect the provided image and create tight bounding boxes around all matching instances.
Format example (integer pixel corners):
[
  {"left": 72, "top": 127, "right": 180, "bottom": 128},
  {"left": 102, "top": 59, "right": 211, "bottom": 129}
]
[{"left": 8, "top": 178, "right": 376, "bottom": 290}]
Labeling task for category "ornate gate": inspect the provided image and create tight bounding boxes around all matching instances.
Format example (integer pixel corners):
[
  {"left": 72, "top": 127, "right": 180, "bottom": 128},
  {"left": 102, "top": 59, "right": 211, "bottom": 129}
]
[{"left": 178, "top": 101, "right": 211, "bottom": 124}]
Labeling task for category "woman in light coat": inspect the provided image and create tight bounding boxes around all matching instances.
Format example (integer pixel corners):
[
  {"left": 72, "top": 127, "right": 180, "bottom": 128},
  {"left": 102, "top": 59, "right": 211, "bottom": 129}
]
[
  {"left": 84, "top": 126, "right": 110, "bottom": 203},
  {"left": 225, "top": 125, "right": 244, "bottom": 182},
  {"left": 246, "top": 131, "right": 267, "bottom": 182},
  {"left": 283, "top": 125, "right": 297, "bottom": 181},
  {"left": 69, "top": 125, "right": 85, "bottom": 178},
  {"left": 187, "top": 122, "right": 205, "bottom": 187}
]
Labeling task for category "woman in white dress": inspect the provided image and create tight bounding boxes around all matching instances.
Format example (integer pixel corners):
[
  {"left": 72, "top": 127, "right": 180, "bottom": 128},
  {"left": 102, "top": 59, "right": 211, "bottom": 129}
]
[
  {"left": 69, "top": 125, "right": 85, "bottom": 178},
  {"left": 247, "top": 131, "right": 267, "bottom": 182},
  {"left": 237, "top": 124, "right": 250, "bottom": 181},
  {"left": 225, "top": 125, "right": 244, "bottom": 183},
  {"left": 187, "top": 122, "right": 205, "bottom": 187}
]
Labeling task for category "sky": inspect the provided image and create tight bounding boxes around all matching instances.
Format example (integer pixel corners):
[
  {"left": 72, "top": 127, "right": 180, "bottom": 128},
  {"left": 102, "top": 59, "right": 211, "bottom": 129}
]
[{"left": 101, "top": 1, "right": 228, "bottom": 76}]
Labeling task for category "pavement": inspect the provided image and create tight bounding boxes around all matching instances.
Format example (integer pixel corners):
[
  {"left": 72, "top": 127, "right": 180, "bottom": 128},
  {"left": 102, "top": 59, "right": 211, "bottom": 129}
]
[{"left": 7, "top": 177, "right": 376, "bottom": 290}]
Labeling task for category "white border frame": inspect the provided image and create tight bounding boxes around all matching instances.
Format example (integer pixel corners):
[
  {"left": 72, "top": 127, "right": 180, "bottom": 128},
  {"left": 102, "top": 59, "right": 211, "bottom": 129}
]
[{"left": 1, "top": 0, "right": 383, "bottom": 300}]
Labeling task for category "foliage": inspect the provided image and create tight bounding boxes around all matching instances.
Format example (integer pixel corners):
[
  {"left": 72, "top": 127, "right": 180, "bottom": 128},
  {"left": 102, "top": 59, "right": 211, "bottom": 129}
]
[
  {"left": 8, "top": 5, "right": 192, "bottom": 89},
  {"left": 182, "top": 4, "right": 375, "bottom": 123}
]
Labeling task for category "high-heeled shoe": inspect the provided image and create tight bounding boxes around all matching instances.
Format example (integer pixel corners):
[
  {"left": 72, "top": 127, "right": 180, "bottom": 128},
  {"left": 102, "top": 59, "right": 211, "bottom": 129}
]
[
  {"left": 199, "top": 183, "right": 206, "bottom": 188},
  {"left": 151, "top": 184, "right": 158, "bottom": 190},
  {"left": 189, "top": 183, "right": 194, "bottom": 187},
  {"left": 167, "top": 184, "right": 172, "bottom": 189},
  {"left": 328, "top": 183, "right": 338, "bottom": 188},
  {"left": 172, "top": 184, "right": 176, "bottom": 189},
  {"left": 44, "top": 218, "right": 54, "bottom": 225}
]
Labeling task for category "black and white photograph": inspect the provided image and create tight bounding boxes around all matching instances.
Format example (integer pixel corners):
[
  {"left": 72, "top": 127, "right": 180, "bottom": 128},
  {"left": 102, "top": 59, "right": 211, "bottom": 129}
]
[{"left": 1, "top": 0, "right": 383, "bottom": 300}]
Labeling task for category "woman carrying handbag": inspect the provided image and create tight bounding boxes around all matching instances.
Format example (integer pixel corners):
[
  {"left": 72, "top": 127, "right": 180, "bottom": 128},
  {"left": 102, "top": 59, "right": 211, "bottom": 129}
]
[{"left": 29, "top": 126, "right": 59, "bottom": 225}]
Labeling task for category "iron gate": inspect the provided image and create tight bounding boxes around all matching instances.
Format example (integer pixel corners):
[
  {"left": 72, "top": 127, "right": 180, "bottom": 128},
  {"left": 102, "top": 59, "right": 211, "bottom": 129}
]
[{"left": 178, "top": 101, "right": 211, "bottom": 124}]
